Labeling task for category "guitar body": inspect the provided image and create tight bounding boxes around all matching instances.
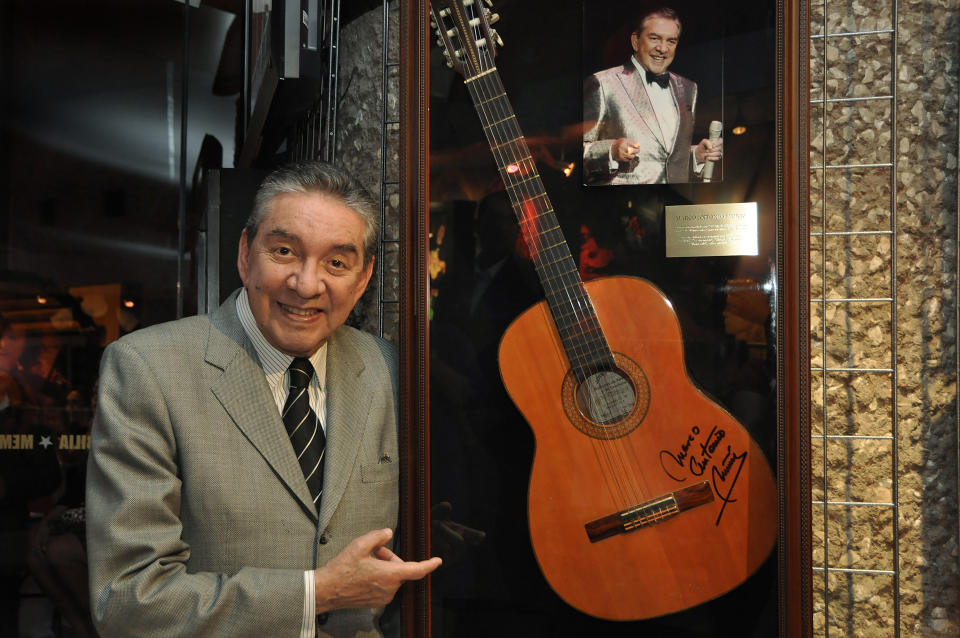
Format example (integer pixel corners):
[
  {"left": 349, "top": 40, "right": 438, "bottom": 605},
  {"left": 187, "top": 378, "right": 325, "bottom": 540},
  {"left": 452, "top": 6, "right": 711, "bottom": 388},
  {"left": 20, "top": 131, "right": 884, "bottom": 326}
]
[{"left": 498, "top": 275, "right": 778, "bottom": 621}]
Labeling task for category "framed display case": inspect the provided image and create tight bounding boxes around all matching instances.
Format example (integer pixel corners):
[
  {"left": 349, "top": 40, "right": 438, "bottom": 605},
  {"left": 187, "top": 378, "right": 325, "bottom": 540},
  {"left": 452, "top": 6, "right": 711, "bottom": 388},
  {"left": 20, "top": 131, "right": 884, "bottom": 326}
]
[{"left": 399, "top": 0, "right": 810, "bottom": 635}]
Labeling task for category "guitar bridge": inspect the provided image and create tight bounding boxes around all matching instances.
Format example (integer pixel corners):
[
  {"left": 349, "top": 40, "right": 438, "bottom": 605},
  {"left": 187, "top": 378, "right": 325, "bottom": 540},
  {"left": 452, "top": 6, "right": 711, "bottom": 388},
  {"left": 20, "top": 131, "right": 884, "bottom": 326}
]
[{"left": 584, "top": 482, "right": 714, "bottom": 543}]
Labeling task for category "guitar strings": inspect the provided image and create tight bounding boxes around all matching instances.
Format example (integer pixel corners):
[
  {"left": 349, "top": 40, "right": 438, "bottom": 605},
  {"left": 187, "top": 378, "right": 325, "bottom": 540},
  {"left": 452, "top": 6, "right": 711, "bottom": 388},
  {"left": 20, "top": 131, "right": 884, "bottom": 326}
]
[
  {"left": 459, "top": 11, "right": 649, "bottom": 514},
  {"left": 460, "top": 20, "right": 644, "bottom": 511}
]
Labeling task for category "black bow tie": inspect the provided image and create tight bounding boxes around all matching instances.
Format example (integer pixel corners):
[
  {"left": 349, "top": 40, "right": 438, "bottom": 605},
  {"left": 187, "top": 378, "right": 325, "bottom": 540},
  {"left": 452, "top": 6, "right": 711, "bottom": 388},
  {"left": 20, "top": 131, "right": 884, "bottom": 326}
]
[{"left": 645, "top": 69, "right": 670, "bottom": 89}]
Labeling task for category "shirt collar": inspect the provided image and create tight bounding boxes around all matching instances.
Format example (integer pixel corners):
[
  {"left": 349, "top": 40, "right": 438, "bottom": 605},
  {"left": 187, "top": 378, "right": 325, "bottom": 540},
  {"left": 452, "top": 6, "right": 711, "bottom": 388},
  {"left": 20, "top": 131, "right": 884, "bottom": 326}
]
[
  {"left": 631, "top": 56, "right": 669, "bottom": 88},
  {"left": 236, "top": 288, "right": 327, "bottom": 388}
]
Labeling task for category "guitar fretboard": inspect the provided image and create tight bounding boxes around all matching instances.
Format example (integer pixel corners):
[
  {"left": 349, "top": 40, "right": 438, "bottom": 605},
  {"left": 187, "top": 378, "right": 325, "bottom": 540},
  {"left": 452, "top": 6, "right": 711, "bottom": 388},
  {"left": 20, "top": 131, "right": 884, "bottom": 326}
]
[{"left": 462, "top": 65, "right": 615, "bottom": 381}]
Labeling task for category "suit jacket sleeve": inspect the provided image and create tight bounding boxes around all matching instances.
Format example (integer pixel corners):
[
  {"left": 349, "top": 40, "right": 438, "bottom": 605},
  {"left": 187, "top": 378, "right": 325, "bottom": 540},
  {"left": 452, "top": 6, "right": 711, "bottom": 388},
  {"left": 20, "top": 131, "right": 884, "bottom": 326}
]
[
  {"left": 86, "top": 339, "right": 306, "bottom": 638},
  {"left": 582, "top": 73, "right": 618, "bottom": 176}
]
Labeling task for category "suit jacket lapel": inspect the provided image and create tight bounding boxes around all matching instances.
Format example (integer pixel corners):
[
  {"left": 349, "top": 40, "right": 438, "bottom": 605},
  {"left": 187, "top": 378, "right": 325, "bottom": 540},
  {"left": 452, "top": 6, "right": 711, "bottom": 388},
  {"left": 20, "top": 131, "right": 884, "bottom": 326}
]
[
  {"left": 205, "top": 292, "right": 320, "bottom": 521},
  {"left": 668, "top": 74, "right": 691, "bottom": 150},
  {"left": 317, "top": 329, "right": 370, "bottom": 530},
  {"left": 617, "top": 63, "right": 667, "bottom": 151}
]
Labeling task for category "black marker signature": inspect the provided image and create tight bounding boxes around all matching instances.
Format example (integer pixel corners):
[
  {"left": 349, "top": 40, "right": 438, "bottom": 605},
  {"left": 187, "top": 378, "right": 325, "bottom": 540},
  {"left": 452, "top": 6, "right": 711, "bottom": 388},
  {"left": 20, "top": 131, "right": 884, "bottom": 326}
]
[
  {"left": 659, "top": 426, "right": 699, "bottom": 481},
  {"left": 659, "top": 425, "right": 727, "bottom": 480},
  {"left": 711, "top": 446, "right": 747, "bottom": 526},
  {"left": 659, "top": 425, "right": 748, "bottom": 527}
]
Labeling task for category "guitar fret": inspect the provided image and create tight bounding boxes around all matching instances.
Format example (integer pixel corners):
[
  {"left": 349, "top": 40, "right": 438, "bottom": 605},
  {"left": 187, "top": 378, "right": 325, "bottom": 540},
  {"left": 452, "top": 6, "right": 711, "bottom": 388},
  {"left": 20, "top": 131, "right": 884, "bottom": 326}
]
[
  {"left": 553, "top": 313, "right": 603, "bottom": 339},
  {"left": 556, "top": 321, "right": 602, "bottom": 342},
  {"left": 490, "top": 136, "right": 526, "bottom": 151},
  {"left": 517, "top": 211, "right": 555, "bottom": 227},
  {"left": 536, "top": 253, "right": 573, "bottom": 271},
  {"left": 543, "top": 280, "right": 583, "bottom": 303},
  {"left": 506, "top": 174, "right": 540, "bottom": 188},
  {"left": 535, "top": 244, "right": 572, "bottom": 264},
  {"left": 475, "top": 91, "right": 508, "bottom": 107},
  {"left": 497, "top": 155, "right": 535, "bottom": 171},
  {"left": 568, "top": 349, "right": 614, "bottom": 375},
  {"left": 483, "top": 114, "right": 518, "bottom": 130},
  {"left": 551, "top": 304, "right": 596, "bottom": 326},
  {"left": 538, "top": 265, "right": 579, "bottom": 284},
  {"left": 548, "top": 303, "right": 590, "bottom": 322},
  {"left": 532, "top": 223, "right": 561, "bottom": 235},
  {"left": 538, "top": 231, "right": 567, "bottom": 247},
  {"left": 560, "top": 327, "right": 606, "bottom": 352},
  {"left": 504, "top": 168, "right": 537, "bottom": 183},
  {"left": 534, "top": 262, "right": 580, "bottom": 278},
  {"left": 513, "top": 193, "right": 550, "bottom": 212},
  {"left": 515, "top": 201, "right": 551, "bottom": 217},
  {"left": 463, "top": 67, "right": 497, "bottom": 83},
  {"left": 572, "top": 348, "right": 614, "bottom": 370},
  {"left": 571, "top": 332, "right": 608, "bottom": 352},
  {"left": 538, "top": 240, "right": 567, "bottom": 253}
]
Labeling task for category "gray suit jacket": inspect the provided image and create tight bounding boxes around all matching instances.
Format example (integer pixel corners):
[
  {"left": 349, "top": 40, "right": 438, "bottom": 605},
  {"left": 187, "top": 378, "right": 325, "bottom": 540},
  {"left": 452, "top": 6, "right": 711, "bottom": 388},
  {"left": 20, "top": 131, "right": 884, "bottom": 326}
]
[
  {"left": 86, "top": 290, "right": 399, "bottom": 637},
  {"left": 583, "top": 61, "right": 698, "bottom": 184}
]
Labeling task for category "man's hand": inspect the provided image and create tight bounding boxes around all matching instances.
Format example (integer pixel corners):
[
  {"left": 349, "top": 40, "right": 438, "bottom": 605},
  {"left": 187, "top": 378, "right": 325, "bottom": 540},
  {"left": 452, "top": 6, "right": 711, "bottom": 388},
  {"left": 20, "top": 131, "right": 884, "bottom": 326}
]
[
  {"left": 612, "top": 138, "right": 641, "bottom": 163},
  {"left": 695, "top": 137, "right": 723, "bottom": 164},
  {"left": 314, "top": 528, "right": 442, "bottom": 613}
]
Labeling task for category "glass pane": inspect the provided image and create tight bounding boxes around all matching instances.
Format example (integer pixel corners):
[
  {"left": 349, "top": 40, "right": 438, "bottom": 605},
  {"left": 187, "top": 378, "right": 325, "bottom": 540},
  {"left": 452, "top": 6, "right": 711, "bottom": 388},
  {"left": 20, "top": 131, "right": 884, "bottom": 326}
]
[{"left": 428, "top": 0, "right": 780, "bottom": 634}]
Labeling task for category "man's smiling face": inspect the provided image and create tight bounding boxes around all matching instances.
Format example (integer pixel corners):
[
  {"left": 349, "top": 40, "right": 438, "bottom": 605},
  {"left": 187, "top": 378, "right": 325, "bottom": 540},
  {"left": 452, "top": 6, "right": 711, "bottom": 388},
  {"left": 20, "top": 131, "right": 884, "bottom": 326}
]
[
  {"left": 631, "top": 16, "right": 680, "bottom": 75},
  {"left": 238, "top": 191, "right": 374, "bottom": 357}
]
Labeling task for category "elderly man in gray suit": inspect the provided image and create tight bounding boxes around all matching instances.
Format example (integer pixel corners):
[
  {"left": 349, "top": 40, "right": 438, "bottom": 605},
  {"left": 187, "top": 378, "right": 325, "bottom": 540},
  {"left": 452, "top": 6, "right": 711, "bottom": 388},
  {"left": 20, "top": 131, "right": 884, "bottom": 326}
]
[
  {"left": 583, "top": 6, "right": 722, "bottom": 185},
  {"left": 86, "top": 161, "right": 440, "bottom": 637}
]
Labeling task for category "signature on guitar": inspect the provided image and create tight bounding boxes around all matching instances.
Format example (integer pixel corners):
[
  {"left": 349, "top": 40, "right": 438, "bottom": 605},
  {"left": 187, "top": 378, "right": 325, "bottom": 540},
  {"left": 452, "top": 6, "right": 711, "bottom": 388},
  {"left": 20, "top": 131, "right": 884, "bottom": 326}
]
[{"left": 659, "top": 425, "right": 748, "bottom": 526}]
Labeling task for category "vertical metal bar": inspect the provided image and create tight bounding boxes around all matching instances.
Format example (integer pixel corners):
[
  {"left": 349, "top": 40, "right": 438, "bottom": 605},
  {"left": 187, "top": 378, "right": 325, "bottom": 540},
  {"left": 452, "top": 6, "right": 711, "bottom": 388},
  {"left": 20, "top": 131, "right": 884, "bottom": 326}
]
[
  {"left": 243, "top": 0, "right": 252, "bottom": 136},
  {"left": 956, "top": 49, "right": 960, "bottom": 633},
  {"left": 308, "top": 0, "right": 319, "bottom": 49},
  {"left": 378, "top": 0, "right": 390, "bottom": 337},
  {"left": 206, "top": 170, "right": 222, "bottom": 313},
  {"left": 177, "top": 0, "right": 190, "bottom": 319},
  {"left": 818, "top": 13, "right": 830, "bottom": 636},
  {"left": 325, "top": 0, "right": 341, "bottom": 163},
  {"left": 889, "top": 1, "right": 901, "bottom": 635}
]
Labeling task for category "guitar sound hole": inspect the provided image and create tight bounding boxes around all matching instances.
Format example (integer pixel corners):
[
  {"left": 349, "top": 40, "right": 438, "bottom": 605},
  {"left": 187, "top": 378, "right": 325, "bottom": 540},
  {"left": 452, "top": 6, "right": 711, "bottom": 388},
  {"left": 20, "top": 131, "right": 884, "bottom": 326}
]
[
  {"left": 576, "top": 369, "right": 635, "bottom": 425},
  {"left": 561, "top": 352, "right": 649, "bottom": 440}
]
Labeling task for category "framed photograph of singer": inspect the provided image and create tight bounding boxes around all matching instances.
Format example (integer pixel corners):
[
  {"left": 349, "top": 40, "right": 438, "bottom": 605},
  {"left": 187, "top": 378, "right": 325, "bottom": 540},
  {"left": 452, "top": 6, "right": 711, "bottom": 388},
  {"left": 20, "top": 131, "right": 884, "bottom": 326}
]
[{"left": 582, "top": 1, "right": 725, "bottom": 186}]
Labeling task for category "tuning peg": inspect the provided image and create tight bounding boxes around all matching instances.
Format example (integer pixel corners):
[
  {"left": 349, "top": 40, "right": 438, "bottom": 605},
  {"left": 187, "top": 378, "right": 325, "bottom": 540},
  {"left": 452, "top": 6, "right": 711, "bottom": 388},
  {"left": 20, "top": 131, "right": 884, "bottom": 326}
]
[
  {"left": 491, "top": 29, "right": 504, "bottom": 46},
  {"left": 486, "top": 12, "right": 500, "bottom": 25}
]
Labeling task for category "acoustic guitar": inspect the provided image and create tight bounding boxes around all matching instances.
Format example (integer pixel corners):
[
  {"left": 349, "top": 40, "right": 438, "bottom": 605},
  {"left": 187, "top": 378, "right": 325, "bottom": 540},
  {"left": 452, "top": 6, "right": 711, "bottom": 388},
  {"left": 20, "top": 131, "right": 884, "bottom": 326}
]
[{"left": 431, "top": 0, "right": 778, "bottom": 621}]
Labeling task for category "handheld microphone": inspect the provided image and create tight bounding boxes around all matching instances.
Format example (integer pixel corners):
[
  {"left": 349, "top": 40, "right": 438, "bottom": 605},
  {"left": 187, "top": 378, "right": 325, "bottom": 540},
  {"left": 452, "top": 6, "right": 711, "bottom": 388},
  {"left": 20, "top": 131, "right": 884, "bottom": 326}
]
[{"left": 702, "top": 120, "right": 723, "bottom": 182}]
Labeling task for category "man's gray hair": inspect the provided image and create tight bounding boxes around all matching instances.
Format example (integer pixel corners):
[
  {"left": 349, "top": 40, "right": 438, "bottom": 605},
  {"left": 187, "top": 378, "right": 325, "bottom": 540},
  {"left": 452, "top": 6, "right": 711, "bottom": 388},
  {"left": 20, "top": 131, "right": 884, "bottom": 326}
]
[
  {"left": 246, "top": 161, "right": 380, "bottom": 264},
  {"left": 634, "top": 6, "right": 682, "bottom": 36}
]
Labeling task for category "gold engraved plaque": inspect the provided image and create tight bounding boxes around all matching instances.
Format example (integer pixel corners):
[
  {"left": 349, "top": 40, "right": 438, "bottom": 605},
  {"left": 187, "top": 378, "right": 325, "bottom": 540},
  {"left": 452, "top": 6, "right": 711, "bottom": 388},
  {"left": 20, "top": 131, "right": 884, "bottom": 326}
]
[{"left": 664, "top": 203, "right": 759, "bottom": 258}]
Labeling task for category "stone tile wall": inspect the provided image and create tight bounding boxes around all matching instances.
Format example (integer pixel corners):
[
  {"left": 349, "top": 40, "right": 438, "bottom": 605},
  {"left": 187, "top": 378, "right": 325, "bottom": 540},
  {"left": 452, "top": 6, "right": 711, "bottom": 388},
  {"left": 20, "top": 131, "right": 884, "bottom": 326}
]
[
  {"left": 337, "top": 1, "right": 402, "bottom": 342},
  {"left": 810, "top": 0, "right": 959, "bottom": 635}
]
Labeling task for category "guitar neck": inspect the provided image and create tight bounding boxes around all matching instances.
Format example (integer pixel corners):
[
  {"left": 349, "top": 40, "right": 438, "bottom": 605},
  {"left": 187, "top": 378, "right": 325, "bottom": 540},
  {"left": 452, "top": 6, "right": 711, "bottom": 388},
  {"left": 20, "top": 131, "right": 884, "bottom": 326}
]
[{"left": 460, "top": 66, "right": 614, "bottom": 379}]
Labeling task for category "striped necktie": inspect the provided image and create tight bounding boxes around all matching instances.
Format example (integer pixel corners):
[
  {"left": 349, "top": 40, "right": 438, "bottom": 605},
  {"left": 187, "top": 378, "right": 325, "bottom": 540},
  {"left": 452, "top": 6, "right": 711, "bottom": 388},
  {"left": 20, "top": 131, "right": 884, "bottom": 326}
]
[{"left": 282, "top": 357, "right": 325, "bottom": 505}]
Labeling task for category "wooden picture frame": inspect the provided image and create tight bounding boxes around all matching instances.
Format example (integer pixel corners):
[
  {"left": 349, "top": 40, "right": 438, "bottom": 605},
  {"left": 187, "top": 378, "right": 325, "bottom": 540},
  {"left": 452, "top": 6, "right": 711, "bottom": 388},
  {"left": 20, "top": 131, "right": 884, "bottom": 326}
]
[{"left": 400, "top": 0, "right": 810, "bottom": 635}]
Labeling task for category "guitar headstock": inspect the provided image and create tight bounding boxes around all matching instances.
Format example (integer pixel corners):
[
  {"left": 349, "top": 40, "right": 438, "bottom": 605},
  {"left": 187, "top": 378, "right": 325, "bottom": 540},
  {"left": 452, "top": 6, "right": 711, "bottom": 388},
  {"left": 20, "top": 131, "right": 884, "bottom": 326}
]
[{"left": 431, "top": 0, "right": 502, "bottom": 79}]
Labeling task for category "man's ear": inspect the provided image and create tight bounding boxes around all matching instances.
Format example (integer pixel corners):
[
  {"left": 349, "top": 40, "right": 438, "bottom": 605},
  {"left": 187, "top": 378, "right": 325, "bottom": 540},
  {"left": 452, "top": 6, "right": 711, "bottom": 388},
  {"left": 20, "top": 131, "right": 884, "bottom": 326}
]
[
  {"left": 237, "top": 229, "right": 250, "bottom": 286},
  {"left": 630, "top": 32, "right": 641, "bottom": 53},
  {"left": 353, "top": 257, "right": 375, "bottom": 303}
]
